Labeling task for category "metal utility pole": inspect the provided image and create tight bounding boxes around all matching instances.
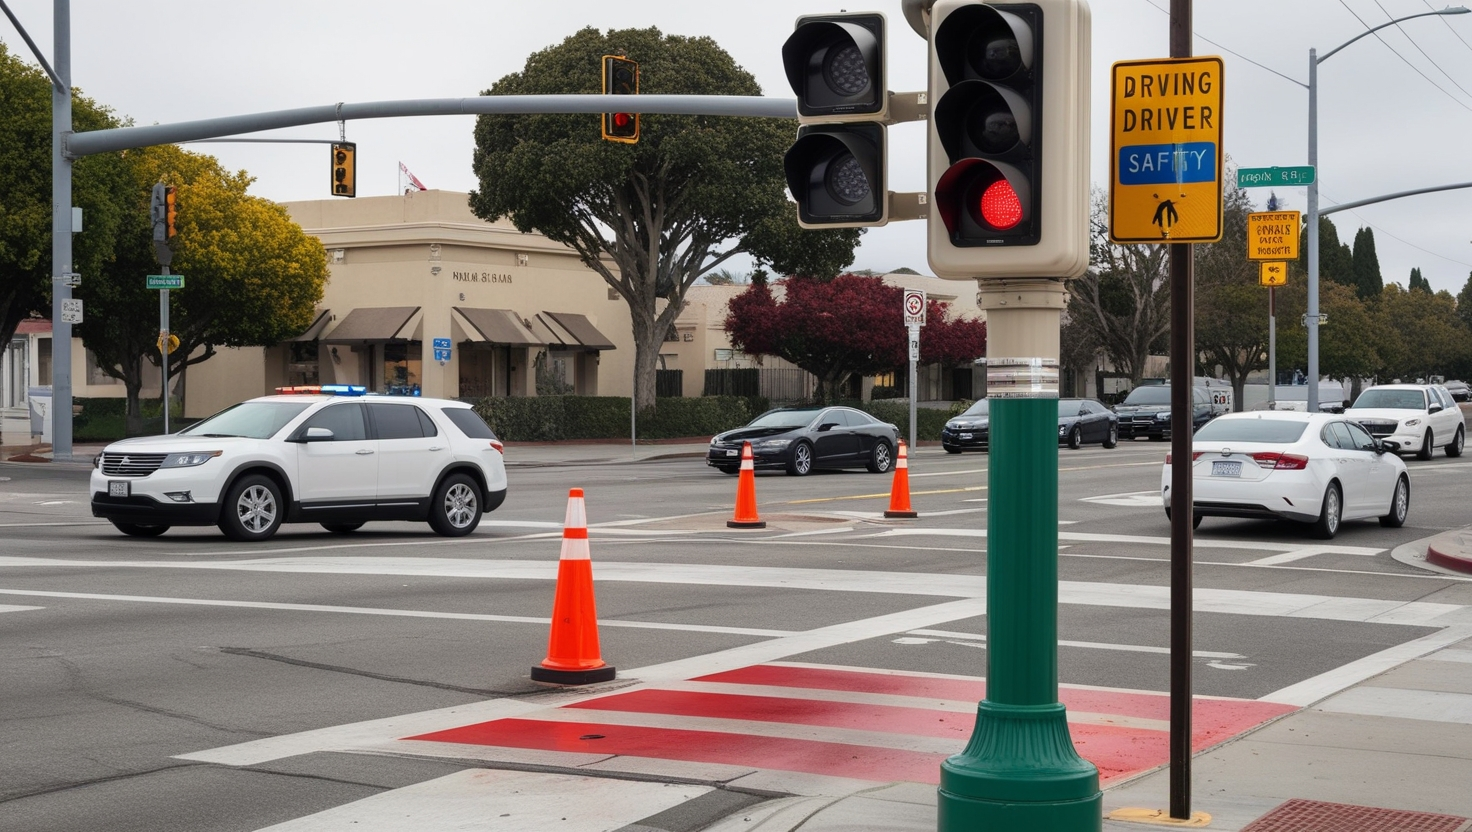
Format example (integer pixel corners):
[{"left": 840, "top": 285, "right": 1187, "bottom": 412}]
[{"left": 50, "top": 0, "right": 75, "bottom": 460}]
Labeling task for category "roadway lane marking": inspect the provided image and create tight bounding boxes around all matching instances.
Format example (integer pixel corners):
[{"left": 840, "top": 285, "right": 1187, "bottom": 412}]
[
  {"left": 0, "top": 588, "right": 795, "bottom": 638},
  {"left": 1080, "top": 490, "right": 1161, "bottom": 507},
  {"left": 0, "top": 521, "right": 109, "bottom": 528},
  {"left": 253, "top": 768, "right": 708, "bottom": 832},
  {"left": 1262, "top": 625, "right": 1472, "bottom": 707},
  {"left": 1315, "top": 686, "right": 1472, "bottom": 726},
  {"left": 0, "top": 557, "right": 1455, "bottom": 626},
  {"left": 1246, "top": 547, "right": 1381, "bottom": 566},
  {"left": 0, "top": 604, "right": 42, "bottom": 614},
  {"left": 903, "top": 628, "right": 1245, "bottom": 659}
]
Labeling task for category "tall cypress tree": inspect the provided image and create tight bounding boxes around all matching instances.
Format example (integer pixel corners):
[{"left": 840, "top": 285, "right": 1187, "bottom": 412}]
[
  {"left": 1409, "top": 267, "right": 1430, "bottom": 292},
  {"left": 1351, "top": 227, "right": 1383, "bottom": 300},
  {"left": 1299, "top": 216, "right": 1354, "bottom": 289}
]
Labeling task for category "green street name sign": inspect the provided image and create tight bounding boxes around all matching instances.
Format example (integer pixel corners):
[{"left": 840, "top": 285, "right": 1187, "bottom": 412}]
[
  {"left": 1237, "top": 166, "right": 1315, "bottom": 188},
  {"left": 146, "top": 274, "right": 184, "bottom": 290}
]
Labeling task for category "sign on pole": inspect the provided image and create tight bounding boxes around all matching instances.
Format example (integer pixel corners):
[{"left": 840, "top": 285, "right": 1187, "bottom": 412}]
[
  {"left": 60, "top": 298, "right": 83, "bottom": 324},
  {"left": 1259, "top": 262, "right": 1288, "bottom": 287},
  {"left": 432, "top": 337, "right": 452, "bottom": 363},
  {"left": 1247, "top": 211, "right": 1300, "bottom": 261},
  {"left": 1109, "top": 57, "right": 1225, "bottom": 243},
  {"left": 903, "top": 289, "right": 926, "bottom": 327},
  {"left": 1237, "top": 166, "right": 1315, "bottom": 188},
  {"left": 146, "top": 274, "right": 184, "bottom": 290}
]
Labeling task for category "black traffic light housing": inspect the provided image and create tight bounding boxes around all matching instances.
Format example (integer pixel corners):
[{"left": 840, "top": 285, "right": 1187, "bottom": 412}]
[
  {"left": 601, "top": 55, "right": 640, "bottom": 143},
  {"left": 781, "top": 12, "right": 890, "bottom": 229},
  {"left": 331, "top": 142, "right": 356, "bottom": 198},
  {"left": 932, "top": 3, "right": 1042, "bottom": 247}
]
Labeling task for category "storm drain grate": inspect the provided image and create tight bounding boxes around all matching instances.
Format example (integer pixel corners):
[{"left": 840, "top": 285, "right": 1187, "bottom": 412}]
[{"left": 1242, "top": 799, "right": 1471, "bottom": 832}]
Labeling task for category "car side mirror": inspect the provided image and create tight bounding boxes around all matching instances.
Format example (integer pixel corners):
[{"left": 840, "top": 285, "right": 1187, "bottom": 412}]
[
  {"left": 1429, "top": 404, "right": 1444, "bottom": 414},
  {"left": 296, "top": 426, "right": 335, "bottom": 443},
  {"left": 1379, "top": 439, "right": 1400, "bottom": 454},
  {"left": 817, "top": 422, "right": 839, "bottom": 432}
]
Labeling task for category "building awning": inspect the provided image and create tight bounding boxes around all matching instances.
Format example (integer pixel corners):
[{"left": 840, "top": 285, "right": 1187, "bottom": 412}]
[
  {"left": 539, "top": 311, "right": 617, "bottom": 351},
  {"left": 452, "top": 308, "right": 544, "bottom": 347},
  {"left": 321, "top": 306, "right": 421, "bottom": 344},
  {"left": 290, "top": 309, "right": 332, "bottom": 342}
]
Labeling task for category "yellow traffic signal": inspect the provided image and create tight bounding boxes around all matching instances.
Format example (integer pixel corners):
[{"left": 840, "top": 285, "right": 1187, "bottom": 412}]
[
  {"left": 601, "top": 56, "right": 639, "bottom": 143},
  {"left": 331, "top": 142, "right": 356, "bottom": 197},
  {"left": 164, "top": 185, "right": 178, "bottom": 239}
]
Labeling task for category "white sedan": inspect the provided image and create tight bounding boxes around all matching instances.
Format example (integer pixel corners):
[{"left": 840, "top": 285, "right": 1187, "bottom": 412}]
[{"left": 1161, "top": 411, "right": 1409, "bottom": 539}]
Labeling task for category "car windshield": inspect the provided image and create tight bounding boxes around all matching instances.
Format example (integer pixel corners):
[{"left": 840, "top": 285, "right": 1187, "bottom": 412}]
[
  {"left": 747, "top": 409, "right": 819, "bottom": 430},
  {"left": 1352, "top": 389, "right": 1426, "bottom": 410},
  {"left": 1122, "top": 387, "right": 1171, "bottom": 405},
  {"left": 1193, "top": 418, "right": 1308, "bottom": 444},
  {"left": 177, "top": 401, "right": 311, "bottom": 439},
  {"left": 960, "top": 400, "right": 990, "bottom": 417}
]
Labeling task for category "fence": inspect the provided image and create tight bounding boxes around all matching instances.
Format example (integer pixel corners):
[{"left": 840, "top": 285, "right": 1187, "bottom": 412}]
[
  {"left": 704, "top": 367, "right": 816, "bottom": 404},
  {"left": 656, "top": 369, "right": 683, "bottom": 398}
]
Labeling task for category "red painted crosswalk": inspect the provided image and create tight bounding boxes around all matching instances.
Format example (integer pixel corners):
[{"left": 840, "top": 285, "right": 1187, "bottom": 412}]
[{"left": 407, "top": 662, "right": 1296, "bottom": 785}]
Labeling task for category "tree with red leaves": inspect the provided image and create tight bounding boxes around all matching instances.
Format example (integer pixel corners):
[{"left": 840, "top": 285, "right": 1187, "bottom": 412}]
[{"left": 724, "top": 274, "right": 987, "bottom": 401}]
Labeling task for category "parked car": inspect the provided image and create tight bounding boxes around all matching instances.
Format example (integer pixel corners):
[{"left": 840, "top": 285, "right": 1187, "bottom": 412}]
[
  {"left": 91, "top": 385, "right": 508, "bottom": 541},
  {"left": 707, "top": 406, "right": 899, "bottom": 476},
  {"left": 1344, "top": 383, "right": 1465, "bottom": 460},
  {"left": 1114, "top": 385, "right": 1215, "bottom": 440},
  {"left": 941, "top": 399, "right": 991, "bottom": 453},
  {"left": 1161, "top": 411, "right": 1409, "bottom": 539},
  {"left": 1060, "top": 398, "right": 1120, "bottom": 449},
  {"left": 1444, "top": 380, "right": 1470, "bottom": 403}
]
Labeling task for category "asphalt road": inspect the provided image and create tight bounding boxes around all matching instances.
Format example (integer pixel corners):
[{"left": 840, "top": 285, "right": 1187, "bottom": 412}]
[{"left": 1, "top": 441, "right": 1469, "bottom": 831}]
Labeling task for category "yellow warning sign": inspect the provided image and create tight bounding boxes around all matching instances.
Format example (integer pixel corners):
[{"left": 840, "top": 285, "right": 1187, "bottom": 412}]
[
  {"left": 1259, "top": 261, "right": 1287, "bottom": 287},
  {"left": 1109, "top": 57, "right": 1224, "bottom": 244},
  {"left": 1247, "top": 211, "right": 1300, "bottom": 261}
]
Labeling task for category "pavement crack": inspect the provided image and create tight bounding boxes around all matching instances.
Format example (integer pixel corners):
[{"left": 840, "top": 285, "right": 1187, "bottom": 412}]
[
  {"left": 219, "top": 647, "right": 536, "bottom": 697},
  {"left": 0, "top": 763, "right": 197, "bottom": 805},
  {"left": 89, "top": 691, "right": 269, "bottom": 738}
]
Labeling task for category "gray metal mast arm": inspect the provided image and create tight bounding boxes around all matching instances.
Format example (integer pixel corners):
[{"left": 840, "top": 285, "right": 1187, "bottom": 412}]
[{"left": 65, "top": 95, "right": 798, "bottom": 158}]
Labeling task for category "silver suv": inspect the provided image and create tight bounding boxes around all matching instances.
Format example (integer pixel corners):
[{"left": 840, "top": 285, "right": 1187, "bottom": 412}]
[
  {"left": 90, "top": 386, "right": 508, "bottom": 541},
  {"left": 1346, "top": 383, "right": 1465, "bottom": 461}
]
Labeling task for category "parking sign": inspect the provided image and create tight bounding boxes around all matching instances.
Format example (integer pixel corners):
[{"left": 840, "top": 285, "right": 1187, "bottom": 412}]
[{"left": 903, "top": 290, "right": 926, "bottom": 327}]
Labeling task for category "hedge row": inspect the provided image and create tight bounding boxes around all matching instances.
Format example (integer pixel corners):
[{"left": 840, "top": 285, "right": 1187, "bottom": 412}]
[
  {"left": 467, "top": 395, "right": 972, "bottom": 443},
  {"left": 73, "top": 396, "right": 186, "bottom": 441}
]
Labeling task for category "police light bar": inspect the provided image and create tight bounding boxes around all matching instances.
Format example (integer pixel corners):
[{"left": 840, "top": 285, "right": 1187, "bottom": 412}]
[{"left": 273, "top": 384, "right": 368, "bottom": 396}]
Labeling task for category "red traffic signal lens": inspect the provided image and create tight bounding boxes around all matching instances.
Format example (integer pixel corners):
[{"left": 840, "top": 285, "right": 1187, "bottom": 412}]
[
  {"left": 613, "top": 113, "right": 632, "bottom": 128},
  {"left": 978, "top": 179, "right": 1022, "bottom": 230}
]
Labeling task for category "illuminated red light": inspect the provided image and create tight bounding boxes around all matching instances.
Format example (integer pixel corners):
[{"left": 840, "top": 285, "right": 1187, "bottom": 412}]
[
  {"left": 978, "top": 179, "right": 1023, "bottom": 229},
  {"left": 613, "top": 113, "right": 633, "bottom": 128}
]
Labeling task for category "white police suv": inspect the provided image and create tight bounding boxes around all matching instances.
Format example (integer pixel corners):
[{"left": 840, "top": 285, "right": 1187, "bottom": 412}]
[{"left": 90, "top": 385, "right": 508, "bottom": 541}]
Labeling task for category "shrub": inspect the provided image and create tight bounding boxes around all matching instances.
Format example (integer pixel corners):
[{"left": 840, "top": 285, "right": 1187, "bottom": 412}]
[{"left": 470, "top": 395, "right": 764, "bottom": 441}]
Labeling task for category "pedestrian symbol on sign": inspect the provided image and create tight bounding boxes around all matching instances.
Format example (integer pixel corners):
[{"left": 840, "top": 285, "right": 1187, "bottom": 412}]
[{"left": 1151, "top": 194, "right": 1182, "bottom": 236}]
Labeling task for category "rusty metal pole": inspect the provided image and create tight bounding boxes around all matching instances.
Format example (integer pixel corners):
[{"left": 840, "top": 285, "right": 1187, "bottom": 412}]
[{"left": 1168, "top": 0, "right": 1195, "bottom": 821}]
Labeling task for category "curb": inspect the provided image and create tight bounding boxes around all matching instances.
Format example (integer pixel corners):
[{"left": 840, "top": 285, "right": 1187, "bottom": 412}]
[{"left": 1427, "top": 543, "right": 1472, "bottom": 575}]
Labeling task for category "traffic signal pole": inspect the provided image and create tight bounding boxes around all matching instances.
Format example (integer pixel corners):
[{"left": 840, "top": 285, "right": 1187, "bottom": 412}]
[{"left": 938, "top": 281, "right": 1100, "bottom": 831}]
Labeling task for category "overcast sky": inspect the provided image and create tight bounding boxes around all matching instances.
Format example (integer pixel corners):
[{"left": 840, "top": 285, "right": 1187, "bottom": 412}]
[{"left": 6, "top": 0, "right": 1472, "bottom": 295}]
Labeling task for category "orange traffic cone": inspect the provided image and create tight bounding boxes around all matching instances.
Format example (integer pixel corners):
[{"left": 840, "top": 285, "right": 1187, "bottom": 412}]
[
  {"left": 531, "top": 488, "right": 616, "bottom": 684},
  {"left": 884, "top": 439, "right": 918, "bottom": 519},
  {"left": 727, "top": 441, "right": 766, "bottom": 529}
]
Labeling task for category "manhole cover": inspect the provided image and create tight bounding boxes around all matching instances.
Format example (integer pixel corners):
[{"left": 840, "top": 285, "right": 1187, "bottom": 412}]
[{"left": 1242, "top": 799, "right": 1470, "bottom": 832}]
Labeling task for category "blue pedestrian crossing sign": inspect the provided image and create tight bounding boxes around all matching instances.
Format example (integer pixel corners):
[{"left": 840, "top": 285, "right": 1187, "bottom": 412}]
[{"left": 433, "top": 337, "right": 451, "bottom": 363}]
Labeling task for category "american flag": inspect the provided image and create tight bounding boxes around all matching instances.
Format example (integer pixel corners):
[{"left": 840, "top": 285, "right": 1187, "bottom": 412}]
[{"left": 398, "top": 162, "right": 427, "bottom": 193}]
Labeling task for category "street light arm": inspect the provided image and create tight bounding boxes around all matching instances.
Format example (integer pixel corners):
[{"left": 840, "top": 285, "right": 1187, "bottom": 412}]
[{"left": 1318, "top": 7, "right": 1470, "bottom": 64}]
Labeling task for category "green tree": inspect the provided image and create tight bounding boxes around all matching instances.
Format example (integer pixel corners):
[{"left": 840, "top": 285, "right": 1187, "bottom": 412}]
[
  {"left": 1408, "top": 267, "right": 1430, "bottom": 293},
  {"left": 0, "top": 43, "right": 131, "bottom": 352},
  {"left": 1373, "top": 284, "right": 1471, "bottom": 382},
  {"left": 1297, "top": 215, "right": 1353, "bottom": 290},
  {"left": 1068, "top": 188, "right": 1170, "bottom": 384},
  {"left": 468, "top": 27, "right": 860, "bottom": 413},
  {"left": 78, "top": 145, "right": 327, "bottom": 434},
  {"left": 1455, "top": 271, "right": 1472, "bottom": 331},
  {"left": 1194, "top": 182, "right": 1265, "bottom": 410},
  {"left": 1351, "top": 226, "right": 1383, "bottom": 300},
  {"left": 1274, "top": 268, "right": 1396, "bottom": 391}
]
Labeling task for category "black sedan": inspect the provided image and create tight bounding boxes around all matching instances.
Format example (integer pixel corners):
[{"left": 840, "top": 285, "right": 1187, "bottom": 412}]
[
  {"left": 707, "top": 406, "right": 900, "bottom": 476},
  {"left": 1058, "top": 397, "right": 1120, "bottom": 449},
  {"left": 943, "top": 398, "right": 1119, "bottom": 453}
]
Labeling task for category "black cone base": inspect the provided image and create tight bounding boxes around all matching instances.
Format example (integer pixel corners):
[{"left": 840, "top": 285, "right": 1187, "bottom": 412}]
[
  {"left": 530, "top": 664, "right": 617, "bottom": 685},
  {"left": 884, "top": 510, "right": 918, "bottom": 518},
  {"left": 727, "top": 520, "right": 767, "bottom": 528}
]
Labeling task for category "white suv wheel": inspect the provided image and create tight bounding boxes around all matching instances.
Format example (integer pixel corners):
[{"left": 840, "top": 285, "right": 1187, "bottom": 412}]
[
  {"left": 429, "top": 474, "right": 482, "bottom": 537},
  {"left": 219, "top": 474, "right": 284, "bottom": 541}
]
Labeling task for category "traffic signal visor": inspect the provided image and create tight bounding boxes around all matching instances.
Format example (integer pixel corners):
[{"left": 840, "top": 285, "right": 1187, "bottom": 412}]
[
  {"left": 164, "top": 185, "right": 178, "bottom": 239},
  {"left": 331, "top": 142, "right": 356, "bottom": 198},
  {"left": 781, "top": 13, "right": 887, "bottom": 121},
  {"left": 601, "top": 55, "right": 640, "bottom": 143},
  {"left": 784, "top": 123, "right": 887, "bottom": 228}
]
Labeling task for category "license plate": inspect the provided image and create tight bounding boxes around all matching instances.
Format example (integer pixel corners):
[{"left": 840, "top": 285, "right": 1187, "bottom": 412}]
[
  {"left": 1211, "top": 461, "right": 1241, "bottom": 477},
  {"left": 960, "top": 432, "right": 973, "bottom": 440},
  {"left": 108, "top": 480, "right": 131, "bottom": 498},
  {"left": 726, "top": 449, "right": 738, "bottom": 457}
]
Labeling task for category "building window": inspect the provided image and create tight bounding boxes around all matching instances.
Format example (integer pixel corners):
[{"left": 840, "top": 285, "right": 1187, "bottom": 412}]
[
  {"left": 534, "top": 349, "right": 575, "bottom": 395},
  {"left": 383, "top": 342, "right": 421, "bottom": 395},
  {"left": 37, "top": 337, "right": 52, "bottom": 386}
]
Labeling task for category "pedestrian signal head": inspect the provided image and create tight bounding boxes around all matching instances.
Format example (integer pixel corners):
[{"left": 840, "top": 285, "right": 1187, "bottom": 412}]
[{"left": 331, "top": 142, "right": 356, "bottom": 198}]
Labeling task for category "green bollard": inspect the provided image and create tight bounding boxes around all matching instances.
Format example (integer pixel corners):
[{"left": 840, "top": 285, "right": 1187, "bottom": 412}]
[{"left": 938, "top": 396, "right": 1101, "bottom": 831}]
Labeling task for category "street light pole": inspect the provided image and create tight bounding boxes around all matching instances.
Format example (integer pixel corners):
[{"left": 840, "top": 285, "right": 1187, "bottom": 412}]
[{"left": 1304, "top": 6, "right": 1469, "bottom": 412}]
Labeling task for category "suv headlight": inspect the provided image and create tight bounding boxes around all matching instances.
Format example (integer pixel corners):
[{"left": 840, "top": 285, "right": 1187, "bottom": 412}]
[
  {"left": 161, "top": 451, "right": 222, "bottom": 468},
  {"left": 1404, "top": 418, "right": 1421, "bottom": 428},
  {"left": 753, "top": 438, "right": 792, "bottom": 451},
  {"left": 1155, "top": 412, "right": 1170, "bottom": 421}
]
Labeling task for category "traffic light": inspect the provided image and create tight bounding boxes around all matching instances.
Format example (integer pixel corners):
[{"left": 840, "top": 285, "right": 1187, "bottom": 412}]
[
  {"left": 164, "top": 185, "right": 177, "bottom": 239},
  {"left": 331, "top": 142, "right": 356, "bottom": 197},
  {"left": 926, "top": 0, "right": 1090, "bottom": 279},
  {"left": 150, "top": 183, "right": 168, "bottom": 242},
  {"left": 781, "top": 13, "right": 890, "bottom": 228},
  {"left": 601, "top": 55, "right": 639, "bottom": 143}
]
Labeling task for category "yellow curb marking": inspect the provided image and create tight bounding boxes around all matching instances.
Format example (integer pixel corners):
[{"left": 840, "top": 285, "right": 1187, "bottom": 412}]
[{"left": 1106, "top": 808, "right": 1212, "bottom": 827}]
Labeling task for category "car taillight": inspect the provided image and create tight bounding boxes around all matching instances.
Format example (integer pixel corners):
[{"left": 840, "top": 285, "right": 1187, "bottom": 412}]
[
  {"left": 1164, "top": 452, "right": 1205, "bottom": 464},
  {"left": 489, "top": 439, "right": 504, "bottom": 454},
  {"left": 1251, "top": 452, "right": 1308, "bottom": 470}
]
